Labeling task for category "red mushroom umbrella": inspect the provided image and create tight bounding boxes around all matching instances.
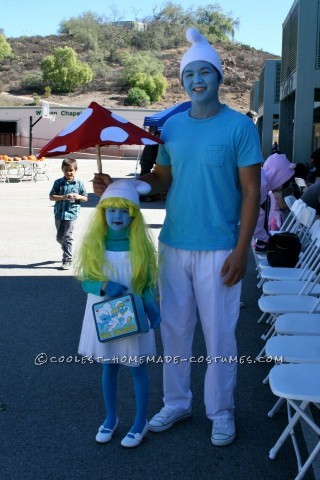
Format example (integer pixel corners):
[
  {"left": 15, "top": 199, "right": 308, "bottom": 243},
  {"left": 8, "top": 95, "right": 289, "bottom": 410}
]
[{"left": 37, "top": 101, "right": 163, "bottom": 172}]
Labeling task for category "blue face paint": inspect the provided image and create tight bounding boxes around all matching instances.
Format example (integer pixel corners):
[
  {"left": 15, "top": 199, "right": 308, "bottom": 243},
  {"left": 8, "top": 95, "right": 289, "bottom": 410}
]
[
  {"left": 182, "top": 60, "right": 220, "bottom": 105},
  {"left": 105, "top": 208, "right": 132, "bottom": 231}
]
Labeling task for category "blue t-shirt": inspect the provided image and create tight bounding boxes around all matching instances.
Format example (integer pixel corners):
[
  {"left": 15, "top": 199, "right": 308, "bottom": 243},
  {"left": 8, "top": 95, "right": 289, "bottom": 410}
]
[
  {"left": 49, "top": 177, "right": 87, "bottom": 220},
  {"left": 157, "top": 105, "right": 263, "bottom": 250}
]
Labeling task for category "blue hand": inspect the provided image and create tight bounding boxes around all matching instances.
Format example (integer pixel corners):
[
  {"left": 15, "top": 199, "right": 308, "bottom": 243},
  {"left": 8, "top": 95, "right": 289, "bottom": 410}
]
[
  {"left": 143, "top": 300, "right": 161, "bottom": 330},
  {"left": 105, "top": 280, "right": 128, "bottom": 298}
]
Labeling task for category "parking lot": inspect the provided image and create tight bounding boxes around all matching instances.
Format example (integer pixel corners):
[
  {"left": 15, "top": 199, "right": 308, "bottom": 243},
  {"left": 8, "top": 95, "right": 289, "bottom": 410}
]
[{"left": 0, "top": 158, "right": 318, "bottom": 480}]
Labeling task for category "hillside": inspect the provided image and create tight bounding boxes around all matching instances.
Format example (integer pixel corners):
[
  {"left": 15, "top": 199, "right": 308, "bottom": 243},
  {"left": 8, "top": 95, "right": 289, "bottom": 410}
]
[{"left": 0, "top": 34, "right": 279, "bottom": 113}]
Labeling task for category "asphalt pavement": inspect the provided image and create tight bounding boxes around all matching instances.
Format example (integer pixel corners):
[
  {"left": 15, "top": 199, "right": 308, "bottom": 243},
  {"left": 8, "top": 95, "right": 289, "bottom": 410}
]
[{"left": 0, "top": 159, "right": 318, "bottom": 480}]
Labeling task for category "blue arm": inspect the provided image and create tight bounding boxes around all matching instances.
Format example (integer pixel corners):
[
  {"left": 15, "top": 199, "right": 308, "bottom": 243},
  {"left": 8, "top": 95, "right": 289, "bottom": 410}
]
[{"left": 142, "top": 286, "right": 161, "bottom": 330}]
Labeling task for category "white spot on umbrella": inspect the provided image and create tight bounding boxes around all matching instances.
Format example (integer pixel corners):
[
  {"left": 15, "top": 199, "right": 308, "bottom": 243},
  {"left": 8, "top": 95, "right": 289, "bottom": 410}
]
[
  {"left": 100, "top": 127, "right": 129, "bottom": 142},
  {"left": 58, "top": 108, "right": 93, "bottom": 137},
  {"left": 141, "top": 138, "right": 159, "bottom": 145},
  {"left": 111, "top": 113, "right": 129, "bottom": 124},
  {"left": 48, "top": 145, "right": 67, "bottom": 153}
]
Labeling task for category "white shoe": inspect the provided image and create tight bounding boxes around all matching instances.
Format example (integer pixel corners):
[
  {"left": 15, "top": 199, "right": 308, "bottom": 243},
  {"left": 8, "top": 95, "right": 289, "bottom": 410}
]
[
  {"left": 211, "top": 417, "right": 236, "bottom": 446},
  {"left": 121, "top": 421, "right": 148, "bottom": 448},
  {"left": 148, "top": 407, "right": 192, "bottom": 432},
  {"left": 95, "top": 418, "right": 119, "bottom": 443},
  {"left": 61, "top": 261, "right": 72, "bottom": 270}
]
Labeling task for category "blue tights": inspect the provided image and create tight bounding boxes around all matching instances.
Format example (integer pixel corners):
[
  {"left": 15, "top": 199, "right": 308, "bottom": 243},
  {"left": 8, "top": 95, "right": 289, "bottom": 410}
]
[{"left": 101, "top": 363, "right": 148, "bottom": 434}]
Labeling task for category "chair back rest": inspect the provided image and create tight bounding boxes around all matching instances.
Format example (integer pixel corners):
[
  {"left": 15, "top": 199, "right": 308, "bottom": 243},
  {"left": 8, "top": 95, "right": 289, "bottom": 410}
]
[
  {"left": 280, "top": 200, "right": 306, "bottom": 234},
  {"left": 296, "top": 206, "right": 317, "bottom": 245},
  {"left": 284, "top": 195, "right": 296, "bottom": 209}
]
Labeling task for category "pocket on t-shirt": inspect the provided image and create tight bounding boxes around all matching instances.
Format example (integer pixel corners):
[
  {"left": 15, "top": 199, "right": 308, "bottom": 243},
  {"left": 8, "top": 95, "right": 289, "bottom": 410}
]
[{"left": 204, "top": 145, "right": 226, "bottom": 166}]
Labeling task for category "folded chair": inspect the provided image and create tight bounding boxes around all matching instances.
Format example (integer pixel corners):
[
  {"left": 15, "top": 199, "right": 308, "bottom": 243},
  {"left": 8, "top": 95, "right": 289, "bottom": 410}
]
[
  {"left": 259, "top": 233, "right": 320, "bottom": 285},
  {"left": 275, "top": 313, "right": 320, "bottom": 336},
  {"left": 257, "top": 205, "right": 317, "bottom": 275},
  {"left": 284, "top": 195, "right": 298, "bottom": 209},
  {"left": 257, "top": 292, "right": 320, "bottom": 345},
  {"left": 268, "top": 363, "right": 320, "bottom": 480},
  {"left": 262, "top": 335, "right": 320, "bottom": 413},
  {"left": 256, "top": 285, "right": 320, "bottom": 357},
  {"left": 255, "top": 199, "right": 305, "bottom": 262}
]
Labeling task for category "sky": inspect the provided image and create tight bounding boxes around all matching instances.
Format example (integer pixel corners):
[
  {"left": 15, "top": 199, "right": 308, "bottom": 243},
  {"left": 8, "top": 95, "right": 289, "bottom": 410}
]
[{"left": 1, "top": 0, "right": 295, "bottom": 56}]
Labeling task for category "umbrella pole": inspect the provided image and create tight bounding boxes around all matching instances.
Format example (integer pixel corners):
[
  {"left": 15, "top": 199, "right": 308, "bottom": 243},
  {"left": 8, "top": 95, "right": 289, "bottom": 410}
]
[
  {"left": 135, "top": 145, "right": 142, "bottom": 179},
  {"left": 96, "top": 144, "right": 102, "bottom": 173}
]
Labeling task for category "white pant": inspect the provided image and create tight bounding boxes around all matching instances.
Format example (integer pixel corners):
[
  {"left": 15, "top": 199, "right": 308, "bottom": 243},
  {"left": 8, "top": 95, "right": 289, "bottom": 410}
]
[{"left": 158, "top": 243, "right": 241, "bottom": 420}]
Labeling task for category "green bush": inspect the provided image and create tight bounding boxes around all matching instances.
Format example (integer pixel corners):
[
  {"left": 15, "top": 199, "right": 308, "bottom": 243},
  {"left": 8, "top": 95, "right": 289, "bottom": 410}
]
[
  {"left": 127, "top": 87, "right": 150, "bottom": 107},
  {"left": 0, "top": 34, "right": 13, "bottom": 61},
  {"left": 32, "top": 93, "right": 41, "bottom": 105},
  {"left": 21, "top": 72, "right": 43, "bottom": 91},
  {"left": 130, "top": 72, "right": 167, "bottom": 102},
  {"left": 44, "top": 85, "right": 52, "bottom": 97},
  {"left": 118, "top": 52, "right": 164, "bottom": 87},
  {"left": 40, "top": 46, "right": 93, "bottom": 93},
  {"left": 59, "top": 12, "right": 103, "bottom": 50}
]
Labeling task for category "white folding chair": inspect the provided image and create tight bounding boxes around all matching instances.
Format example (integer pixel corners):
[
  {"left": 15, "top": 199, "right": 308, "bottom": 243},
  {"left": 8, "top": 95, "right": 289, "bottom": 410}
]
[
  {"left": 259, "top": 234, "right": 320, "bottom": 285},
  {"left": 265, "top": 335, "right": 320, "bottom": 364},
  {"left": 294, "top": 177, "right": 308, "bottom": 194},
  {"left": 268, "top": 363, "right": 320, "bottom": 480},
  {"left": 34, "top": 159, "right": 51, "bottom": 181},
  {"left": 275, "top": 313, "right": 320, "bottom": 336},
  {"left": 257, "top": 205, "right": 316, "bottom": 274},
  {"left": 261, "top": 334, "right": 320, "bottom": 401},
  {"left": 257, "top": 293, "right": 320, "bottom": 345},
  {"left": 284, "top": 195, "right": 297, "bottom": 209},
  {"left": 6, "top": 161, "right": 23, "bottom": 181},
  {"left": 18, "top": 160, "right": 35, "bottom": 181},
  {"left": 0, "top": 159, "right": 8, "bottom": 182},
  {"left": 276, "top": 198, "right": 306, "bottom": 234},
  {"left": 256, "top": 283, "right": 320, "bottom": 357},
  {"left": 254, "top": 199, "right": 305, "bottom": 265}
]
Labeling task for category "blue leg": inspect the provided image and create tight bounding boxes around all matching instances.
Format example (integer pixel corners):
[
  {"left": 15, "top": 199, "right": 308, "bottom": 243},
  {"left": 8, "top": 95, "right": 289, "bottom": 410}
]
[
  {"left": 129, "top": 363, "right": 149, "bottom": 433},
  {"left": 101, "top": 363, "right": 119, "bottom": 429}
]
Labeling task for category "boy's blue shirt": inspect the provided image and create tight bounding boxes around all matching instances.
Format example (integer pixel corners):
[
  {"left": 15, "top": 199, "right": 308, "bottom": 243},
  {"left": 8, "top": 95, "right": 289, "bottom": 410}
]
[{"left": 49, "top": 176, "right": 87, "bottom": 220}]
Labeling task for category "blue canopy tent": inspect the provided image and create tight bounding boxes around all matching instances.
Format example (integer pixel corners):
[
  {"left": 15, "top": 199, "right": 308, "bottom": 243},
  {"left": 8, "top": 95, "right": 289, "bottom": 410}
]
[{"left": 143, "top": 101, "right": 191, "bottom": 130}]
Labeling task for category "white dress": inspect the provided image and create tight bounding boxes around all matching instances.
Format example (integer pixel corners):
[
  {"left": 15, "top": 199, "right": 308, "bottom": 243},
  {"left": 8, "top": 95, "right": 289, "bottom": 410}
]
[{"left": 78, "top": 250, "right": 156, "bottom": 366}]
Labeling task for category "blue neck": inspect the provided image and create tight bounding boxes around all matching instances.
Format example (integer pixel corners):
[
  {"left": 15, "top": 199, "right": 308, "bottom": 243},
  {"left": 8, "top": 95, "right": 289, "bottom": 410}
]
[{"left": 105, "top": 227, "right": 130, "bottom": 251}]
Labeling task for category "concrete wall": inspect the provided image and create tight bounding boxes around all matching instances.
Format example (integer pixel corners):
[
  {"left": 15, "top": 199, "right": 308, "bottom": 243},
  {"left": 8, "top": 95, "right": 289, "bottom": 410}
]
[
  {"left": 0, "top": 105, "right": 160, "bottom": 158},
  {"left": 0, "top": 105, "right": 159, "bottom": 140}
]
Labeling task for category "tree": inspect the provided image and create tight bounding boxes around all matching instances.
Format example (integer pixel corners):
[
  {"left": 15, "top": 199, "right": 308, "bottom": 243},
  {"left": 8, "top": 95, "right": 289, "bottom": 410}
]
[
  {"left": 0, "top": 34, "right": 13, "bottom": 61},
  {"left": 118, "top": 52, "right": 164, "bottom": 86},
  {"left": 59, "top": 12, "right": 105, "bottom": 50},
  {"left": 130, "top": 72, "right": 167, "bottom": 102},
  {"left": 194, "top": 4, "right": 239, "bottom": 42},
  {"left": 40, "top": 46, "right": 93, "bottom": 93},
  {"left": 118, "top": 51, "right": 167, "bottom": 104}
]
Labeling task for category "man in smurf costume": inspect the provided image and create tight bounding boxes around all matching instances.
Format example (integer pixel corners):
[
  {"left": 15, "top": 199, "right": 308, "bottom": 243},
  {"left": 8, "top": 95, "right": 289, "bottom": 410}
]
[{"left": 93, "top": 28, "right": 262, "bottom": 446}]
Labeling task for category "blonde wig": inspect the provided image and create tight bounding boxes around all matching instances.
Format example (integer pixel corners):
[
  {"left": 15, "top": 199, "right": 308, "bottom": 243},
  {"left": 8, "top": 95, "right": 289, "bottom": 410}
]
[{"left": 74, "top": 197, "right": 157, "bottom": 294}]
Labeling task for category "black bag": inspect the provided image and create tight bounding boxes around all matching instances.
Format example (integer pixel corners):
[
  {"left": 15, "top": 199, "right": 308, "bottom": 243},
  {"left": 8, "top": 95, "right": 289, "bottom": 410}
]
[{"left": 266, "top": 232, "right": 301, "bottom": 267}]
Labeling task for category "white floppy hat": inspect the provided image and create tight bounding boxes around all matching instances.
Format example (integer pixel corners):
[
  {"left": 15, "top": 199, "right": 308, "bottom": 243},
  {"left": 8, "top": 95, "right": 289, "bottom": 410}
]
[
  {"left": 180, "top": 28, "right": 223, "bottom": 83},
  {"left": 100, "top": 179, "right": 151, "bottom": 207}
]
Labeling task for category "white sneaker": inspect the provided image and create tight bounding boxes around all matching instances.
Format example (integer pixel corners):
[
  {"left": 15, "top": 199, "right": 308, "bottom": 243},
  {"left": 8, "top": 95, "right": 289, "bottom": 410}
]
[
  {"left": 211, "top": 417, "right": 236, "bottom": 446},
  {"left": 61, "top": 262, "right": 72, "bottom": 270},
  {"left": 148, "top": 406, "right": 192, "bottom": 432}
]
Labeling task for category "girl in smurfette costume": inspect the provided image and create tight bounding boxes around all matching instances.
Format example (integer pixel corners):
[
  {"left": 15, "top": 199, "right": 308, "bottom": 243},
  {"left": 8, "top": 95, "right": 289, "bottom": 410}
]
[{"left": 75, "top": 179, "right": 161, "bottom": 448}]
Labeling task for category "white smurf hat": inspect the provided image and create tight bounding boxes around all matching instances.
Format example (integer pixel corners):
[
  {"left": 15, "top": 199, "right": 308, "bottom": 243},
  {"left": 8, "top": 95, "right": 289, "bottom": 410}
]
[
  {"left": 100, "top": 179, "right": 151, "bottom": 207},
  {"left": 180, "top": 28, "right": 223, "bottom": 83}
]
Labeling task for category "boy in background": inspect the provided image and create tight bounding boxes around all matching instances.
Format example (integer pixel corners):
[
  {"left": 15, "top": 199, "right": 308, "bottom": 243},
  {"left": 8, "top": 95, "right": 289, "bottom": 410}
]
[{"left": 49, "top": 158, "right": 87, "bottom": 270}]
